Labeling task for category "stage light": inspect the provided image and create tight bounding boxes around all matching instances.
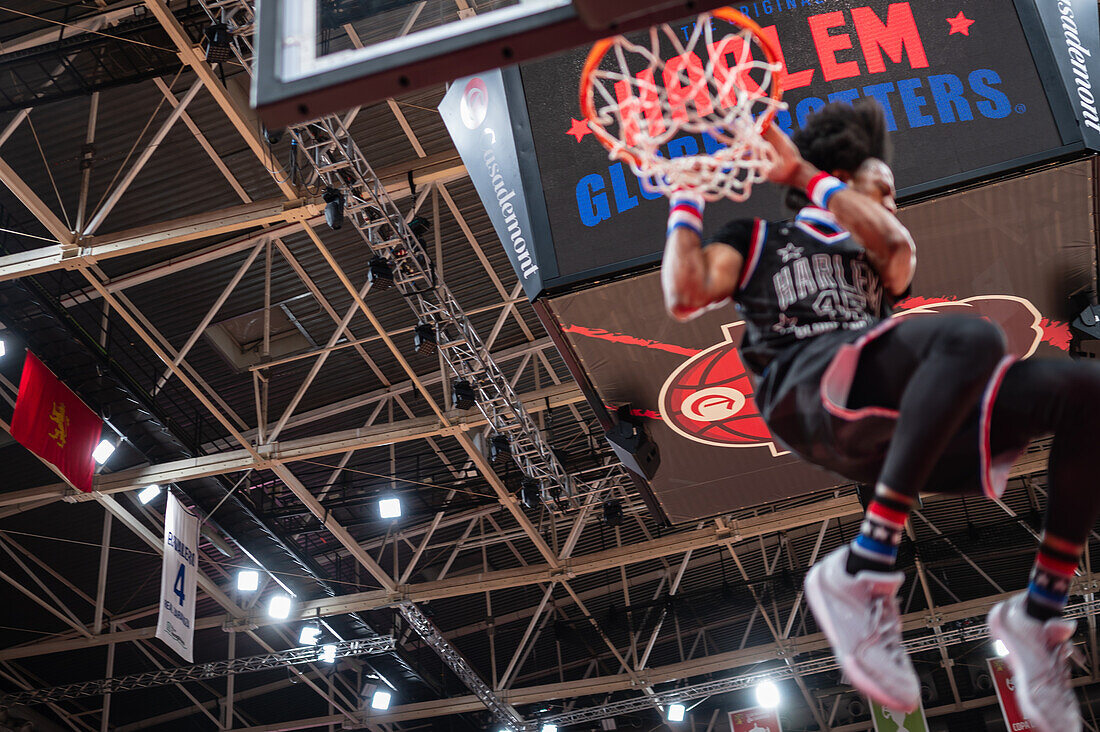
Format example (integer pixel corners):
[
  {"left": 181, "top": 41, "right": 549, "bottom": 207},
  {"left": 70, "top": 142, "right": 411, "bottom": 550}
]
[
  {"left": 203, "top": 22, "right": 233, "bottom": 63},
  {"left": 367, "top": 256, "right": 394, "bottom": 290},
  {"left": 370, "top": 689, "right": 392, "bottom": 710},
  {"left": 0, "top": 340, "right": 5, "bottom": 357},
  {"left": 667, "top": 703, "right": 686, "bottom": 722},
  {"left": 520, "top": 478, "right": 541, "bottom": 509},
  {"left": 267, "top": 594, "right": 291, "bottom": 619},
  {"left": 379, "top": 497, "right": 402, "bottom": 519},
  {"left": 490, "top": 435, "right": 511, "bottom": 462},
  {"left": 323, "top": 188, "right": 344, "bottom": 230},
  {"left": 408, "top": 216, "right": 431, "bottom": 240},
  {"left": 262, "top": 125, "right": 283, "bottom": 145},
  {"left": 137, "top": 484, "right": 162, "bottom": 504},
  {"left": 756, "top": 680, "right": 781, "bottom": 708},
  {"left": 413, "top": 323, "right": 436, "bottom": 355},
  {"left": 540, "top": 726, "right": 557, "bottom": 732},
  {"left": 320, "top": 643, "right": 337, "bottom": 663},
  {"left": 994, "top": 639, "right": 1009, "bottom": 657},
  {"left": 299, "top": 624, "right": 321, "bottom": 646},
  {"left": 602, "top": 499, "right": 623, "bottom": 527},
  {"left": 451, "top": 380, "right": 476, "bottom": 410},
  {"left": 92, "top": 439, "right": 116, "bottom": 464},
  {"left": 237, "top": 570, "right": 259, "bottom": 591},
  {"left": 604, "top": 406, "right": 660, "bottom": 480}
]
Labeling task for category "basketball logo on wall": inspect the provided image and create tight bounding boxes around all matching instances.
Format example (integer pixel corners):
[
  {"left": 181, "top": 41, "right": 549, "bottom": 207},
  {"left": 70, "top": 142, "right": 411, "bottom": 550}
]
[{"left": 658, "top": 321, "right": 787, "bottom": 456}]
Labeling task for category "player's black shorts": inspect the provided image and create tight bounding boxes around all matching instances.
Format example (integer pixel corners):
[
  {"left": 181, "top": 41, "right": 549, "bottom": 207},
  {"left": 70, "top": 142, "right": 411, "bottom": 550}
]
[{"left": 754, "top": 318, "right": 1026, "bottom": 497}]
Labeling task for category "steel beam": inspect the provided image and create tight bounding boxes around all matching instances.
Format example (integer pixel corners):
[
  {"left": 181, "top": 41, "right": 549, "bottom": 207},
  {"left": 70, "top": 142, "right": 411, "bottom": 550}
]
[
  {"left": 0, "top": 152, "right": 72, "bottom": 244},
  {"left": 0, "top": 197, "right": 321, "bottom": 281}
]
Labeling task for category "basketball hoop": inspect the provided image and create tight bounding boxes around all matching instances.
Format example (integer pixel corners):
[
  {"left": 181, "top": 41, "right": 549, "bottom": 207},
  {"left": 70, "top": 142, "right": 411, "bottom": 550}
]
[{"left": 580, "top": 8, "right": 785, "bottom": 202}]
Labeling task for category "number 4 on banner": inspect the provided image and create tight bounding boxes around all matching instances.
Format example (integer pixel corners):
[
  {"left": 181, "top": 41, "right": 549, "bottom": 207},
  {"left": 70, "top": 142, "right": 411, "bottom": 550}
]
[{"left": 173, "top": 564, "right": 186, "bottom": 606}]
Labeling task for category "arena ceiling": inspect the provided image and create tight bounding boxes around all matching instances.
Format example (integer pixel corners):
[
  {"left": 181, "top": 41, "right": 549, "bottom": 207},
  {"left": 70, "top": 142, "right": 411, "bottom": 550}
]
[{"left": 0, "top": 2, "right": 1098, "bottom": 732}]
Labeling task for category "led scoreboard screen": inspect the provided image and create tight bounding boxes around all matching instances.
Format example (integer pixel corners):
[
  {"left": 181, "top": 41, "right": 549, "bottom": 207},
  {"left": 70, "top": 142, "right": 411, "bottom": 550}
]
[{"left": 516, "top": 0, "right": 1079, "bottom": 290}]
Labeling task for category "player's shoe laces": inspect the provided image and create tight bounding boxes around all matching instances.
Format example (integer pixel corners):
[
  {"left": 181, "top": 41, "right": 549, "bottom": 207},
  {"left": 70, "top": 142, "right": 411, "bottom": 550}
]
[
  {"left": 989, "top": 594, "right": 1082, "bottom": 732},
  {"left": 804, "top": 546, "right": 919, "bottom": 711}
]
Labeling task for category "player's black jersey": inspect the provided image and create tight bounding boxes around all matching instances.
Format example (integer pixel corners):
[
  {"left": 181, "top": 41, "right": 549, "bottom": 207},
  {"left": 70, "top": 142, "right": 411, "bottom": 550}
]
[{"left": 709, "top": 206, "right": 894, "bottom": 375}]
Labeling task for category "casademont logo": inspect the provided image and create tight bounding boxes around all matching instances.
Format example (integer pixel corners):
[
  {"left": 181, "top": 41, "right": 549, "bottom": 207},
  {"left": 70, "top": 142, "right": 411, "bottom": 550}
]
[{"left": 459, "top": 77, "right": 488, "bottom": 130}]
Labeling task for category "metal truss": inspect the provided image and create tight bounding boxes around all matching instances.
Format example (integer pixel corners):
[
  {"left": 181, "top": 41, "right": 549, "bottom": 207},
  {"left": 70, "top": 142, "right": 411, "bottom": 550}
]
[
  {"left": 398, "top": 602, "right": 524, "bottom": 730},
  {"left": 0, "top": 637, "right": 394, "bottom": 707},
  {"left": 288, "top": 114, "right": 575, "bottom": 508},
  {"left": 541, "top": 596, "right": 1100, "bottom": 728}
]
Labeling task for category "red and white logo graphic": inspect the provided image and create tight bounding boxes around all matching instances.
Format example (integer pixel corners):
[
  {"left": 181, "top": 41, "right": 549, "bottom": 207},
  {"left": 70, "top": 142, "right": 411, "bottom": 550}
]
[
  {"left": 460, "top": 77, "right": 489, "bottom": 130},
  {"left": 658, "top": 321, "right": 786, "bottom": 456},
  {"left": 895, "top": 295, "right": 1045, "bottom": 359}
]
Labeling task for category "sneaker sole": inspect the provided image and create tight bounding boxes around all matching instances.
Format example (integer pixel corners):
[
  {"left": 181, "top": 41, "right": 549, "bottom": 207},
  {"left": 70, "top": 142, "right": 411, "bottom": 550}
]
[
  {"left": 804, "top": 565, "right": 918, "bottom": 713},
  {"left": 987, "top": 603, "right": 1076, "bottom": 732}
]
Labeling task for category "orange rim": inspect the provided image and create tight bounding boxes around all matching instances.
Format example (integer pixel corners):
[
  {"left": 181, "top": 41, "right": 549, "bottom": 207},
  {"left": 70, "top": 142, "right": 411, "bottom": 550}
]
[{"left": 578, "top": 6, "right": 785, "bottom": 165}]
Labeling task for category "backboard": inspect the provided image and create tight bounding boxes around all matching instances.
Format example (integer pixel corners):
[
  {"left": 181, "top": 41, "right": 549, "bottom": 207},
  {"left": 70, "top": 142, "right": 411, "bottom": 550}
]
[{"left": 252, "top": 0, "right": 734, "bottom": 126}]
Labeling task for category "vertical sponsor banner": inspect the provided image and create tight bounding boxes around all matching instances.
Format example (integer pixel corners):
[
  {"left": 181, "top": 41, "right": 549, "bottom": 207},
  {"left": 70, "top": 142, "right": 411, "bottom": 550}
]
[
  {"left": 870, "top": 701, "right": 929, "bottom": 732},
  {"left": 439, "top": 70, "right": 545, "bottom": 300},
  {"left": 156, "top": 493, "right": 199, "bottom": 662},
  {"left": 989, "top": 658, "right": 1035, "bottom": 730},
  {"left": 1034, "top": 0, "right": 1100, "bottom": 149},
  {"left": 728, "top": 706, "right": 782, "bottom": 732}
]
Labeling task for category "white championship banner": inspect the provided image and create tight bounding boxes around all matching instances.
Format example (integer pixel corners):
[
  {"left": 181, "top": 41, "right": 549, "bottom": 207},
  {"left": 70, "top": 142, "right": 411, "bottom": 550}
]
[{"left": 156, "top": 493, "right": 199, "bottom": 662}]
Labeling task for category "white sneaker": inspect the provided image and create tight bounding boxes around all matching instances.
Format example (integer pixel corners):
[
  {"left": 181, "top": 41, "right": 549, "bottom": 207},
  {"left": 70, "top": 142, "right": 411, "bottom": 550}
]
[
  {"left": 804, "top": 546, "right": 919, "bottom": 711},
  {"left": 988, "top": 594, "right": 1081, "bottom": 732}
]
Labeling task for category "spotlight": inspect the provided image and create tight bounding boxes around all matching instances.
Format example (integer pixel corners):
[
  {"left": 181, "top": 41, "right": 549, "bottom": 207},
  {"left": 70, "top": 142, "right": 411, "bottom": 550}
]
[
  {"left": 203, "top": 22, "right": 233, "bottom": 63},
  {"left": 451, "top": 380, "right": 476, "bottom": 410},
  {"left": 370, "top": 689, "right": 392, "bottom": 710},
  {"left": 520, "top": 477, "right": 541, "bottom": 509},
  {"left": 262, "top": 125, "right": 283, "bottom": 145},
  {"left": 541, "top": 725, "right": 558, "bottom": 732},
  {"left": 237, "top": 569, "right": 259, "bottom": 591},
  {"left": 137, "top": 484, "right": 162, "bottom": 504},
  {"left": 413, "top": 323, "right": 436, "bottom": 356},
  {"left": 367, "top": 256, "right": 394, "bottom": 291},
  {"left": 756, "top": 680, "right": 781, "bottom": 708},
  {"left": 0, "top": 340, "right": 5, "bottom": 357},
  {"left": 92, "top": 439, "right": 116, "bottom": 464},
  {"left": 299, "top": 624, "right": 321, "bottom": 646},
  {"left": 602, "top": 499, "right": 623, "bottom": 527},
  {"left": 667, "top": 703, "right": 686, "bottom": 722},
  {"left": 994, "top": 639, "right": 1009, "bottom": 657},
  {"left": 379, "top": 497, "right": 402, "bottom": 519},
  {"left": 320, "top": 643, "right": 337, "bottom": 663},
  {"left": 408, "top": 216, "right": 431, "bottom": 240},
  {"left": 267, "top": 594, "right": 292, "bottom": 619},
  {"left": 323, "top": 187, "right": 344, "bottom": 230},
  {"left": 490, "top": 435, "right": 511, "bottom": 462}
]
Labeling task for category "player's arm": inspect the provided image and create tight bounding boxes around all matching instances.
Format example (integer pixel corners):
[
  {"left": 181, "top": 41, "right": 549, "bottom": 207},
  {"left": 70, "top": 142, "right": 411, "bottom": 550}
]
[
  {"left": 763, "top": 126, "right": 915, "bottom": 296},
  {"left": 661, "top": 194, "right": 744, "bottom": 321}
]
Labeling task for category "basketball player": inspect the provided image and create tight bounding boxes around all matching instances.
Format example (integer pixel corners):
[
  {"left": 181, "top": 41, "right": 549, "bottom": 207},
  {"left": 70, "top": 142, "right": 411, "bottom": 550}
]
[{"left": 662, "top": 100, "right": 1100, "bottom": 732}]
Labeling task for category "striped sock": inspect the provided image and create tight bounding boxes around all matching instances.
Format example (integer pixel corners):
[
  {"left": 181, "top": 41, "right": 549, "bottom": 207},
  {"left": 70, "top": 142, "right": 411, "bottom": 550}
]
[
  {"left": 846, "top": 486, "right": 914, "bottom": 575},
  {"left": 1026, "top": 535, "right": 1081, "bottom": 621}
]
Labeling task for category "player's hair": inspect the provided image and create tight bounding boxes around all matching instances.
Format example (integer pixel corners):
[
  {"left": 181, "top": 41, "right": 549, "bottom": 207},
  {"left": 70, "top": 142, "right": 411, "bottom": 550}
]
[{"left": 784, "top": 99, "right": 891, "bottom": 210}]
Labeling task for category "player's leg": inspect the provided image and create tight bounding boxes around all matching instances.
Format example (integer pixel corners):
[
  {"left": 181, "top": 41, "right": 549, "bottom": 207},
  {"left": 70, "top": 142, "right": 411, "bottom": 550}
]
[
  {"left": 986, "top": 358, "right": 1100, "bottom": 732},
  {"left": 805, "top": 314, "right": 1006, "bottom": 711},
  {"left": 844, "top": 314, "right": 1006, "bottom": 574}
]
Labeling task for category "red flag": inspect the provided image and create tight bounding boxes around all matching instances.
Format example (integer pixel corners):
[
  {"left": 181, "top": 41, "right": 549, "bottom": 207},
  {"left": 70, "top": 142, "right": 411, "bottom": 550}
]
[{"left": 10, "top": 352, "right": 103, "bottom": 492}]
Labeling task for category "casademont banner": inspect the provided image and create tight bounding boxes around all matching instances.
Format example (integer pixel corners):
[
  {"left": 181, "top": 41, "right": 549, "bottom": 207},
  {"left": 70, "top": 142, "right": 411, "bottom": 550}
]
[
  {"left": 156, "top": 493, "right": 199, "bottom": 662},
  {"left": 989, "top": 658, "right": 1035, "bottom": 731},
  {"left": 439, "top": 69, "right": 552, "bottom": 301},
  {"left": 1034, "top": 0, "right": 1100, "bottom": 150}
]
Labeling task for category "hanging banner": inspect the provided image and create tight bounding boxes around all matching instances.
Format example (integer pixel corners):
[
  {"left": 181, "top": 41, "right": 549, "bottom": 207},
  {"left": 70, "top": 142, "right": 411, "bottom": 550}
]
[
  {"left": 729, "top": 706, "right": 782, "bottom": 732},
  {"left": 10, "top": 351, "right": 103, "bottom": 492},
  {"left": 871, "top": 700, "right": 930, "bottom": 732},
  {"left": 989, "top": 658, "right": 1035, "bottom": 731},
  {"left": 156, "top": 493, "right": 199, "bottom": 662},
  {"left": 1032, "top": 0, "right": 1100, "bottom": 150}
]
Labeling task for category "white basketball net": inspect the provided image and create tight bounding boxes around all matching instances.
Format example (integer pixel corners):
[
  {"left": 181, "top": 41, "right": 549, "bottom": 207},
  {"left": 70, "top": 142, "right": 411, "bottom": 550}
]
[{"left": 585, "top": 14, "right": 786, "bottom": 202}]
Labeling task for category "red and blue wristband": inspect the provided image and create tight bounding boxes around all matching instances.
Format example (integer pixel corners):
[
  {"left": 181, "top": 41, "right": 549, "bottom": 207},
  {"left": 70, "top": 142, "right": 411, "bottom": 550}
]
[
  {"left": 806, "top": 172, "right": 847, "bottom": 209},
  {"left": 667, "top": 193, "right": 705, "bottom": 238}
]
